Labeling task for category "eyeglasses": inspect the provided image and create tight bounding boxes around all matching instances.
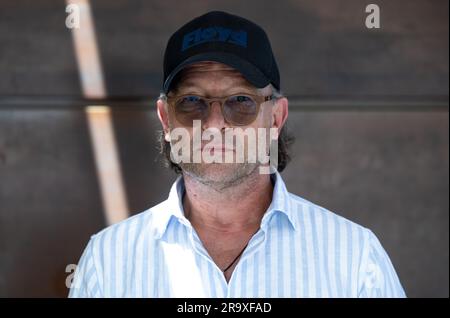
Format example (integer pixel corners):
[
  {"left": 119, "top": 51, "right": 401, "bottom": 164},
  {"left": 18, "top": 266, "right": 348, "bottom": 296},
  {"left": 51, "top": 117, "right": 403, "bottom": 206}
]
[{"left": 166, "top": 93, "right": 273, "bottom": 126}]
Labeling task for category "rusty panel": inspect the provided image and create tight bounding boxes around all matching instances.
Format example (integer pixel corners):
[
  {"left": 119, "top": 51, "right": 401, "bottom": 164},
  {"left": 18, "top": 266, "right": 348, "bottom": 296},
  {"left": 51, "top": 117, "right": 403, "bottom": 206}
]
[
  {"left": 282, "top": 110, "right": 449, "bottom": 297},
  {"left": 1, "top": 1, "right": 447, "bottom": 98},
  {"left": 0, "top": 110, "right": 104, "bottom": 297},
  {"left": 91, "top": 0, "right": 448, "bottom": 97},
  {"left": 0, "top": 1, "right": 80, "bottom": 95},
  {"left": 0, "top": 109, "right": 448, "bottom": 297}
]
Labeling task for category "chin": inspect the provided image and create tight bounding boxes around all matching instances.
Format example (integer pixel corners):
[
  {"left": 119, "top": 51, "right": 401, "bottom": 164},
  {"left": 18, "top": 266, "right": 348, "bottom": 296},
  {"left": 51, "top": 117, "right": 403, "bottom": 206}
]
[{"left": 180, "top": 162, "right": 258, "bottom": 185}]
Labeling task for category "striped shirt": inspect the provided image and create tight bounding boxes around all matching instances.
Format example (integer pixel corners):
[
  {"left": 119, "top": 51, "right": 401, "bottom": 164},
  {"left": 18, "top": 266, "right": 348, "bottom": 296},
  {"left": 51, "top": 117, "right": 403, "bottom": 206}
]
[{"left": 69, "top": 171, "right": 406, "bottom": 298}]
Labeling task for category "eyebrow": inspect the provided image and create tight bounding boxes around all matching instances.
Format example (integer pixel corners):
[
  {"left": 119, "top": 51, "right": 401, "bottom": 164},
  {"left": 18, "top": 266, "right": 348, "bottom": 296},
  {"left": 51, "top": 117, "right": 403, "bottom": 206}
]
[{"left": 175, "top": 80, "right": 257, "bottom": 95}]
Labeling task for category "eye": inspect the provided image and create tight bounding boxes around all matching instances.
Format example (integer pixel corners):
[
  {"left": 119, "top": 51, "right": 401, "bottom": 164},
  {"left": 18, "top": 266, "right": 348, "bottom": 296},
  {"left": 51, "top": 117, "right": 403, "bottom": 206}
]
[
  {"left": 181, "top": 95, "right": 201, "bottom": 103},
  {"left": 235, "top": 95, "right": 252, "bottom": 103},
  {"left": 227, "top": 95, "right": 256, "bottom": 112},
  {"left": 176, "top": 95, "right": 205, "bottom": 112}
]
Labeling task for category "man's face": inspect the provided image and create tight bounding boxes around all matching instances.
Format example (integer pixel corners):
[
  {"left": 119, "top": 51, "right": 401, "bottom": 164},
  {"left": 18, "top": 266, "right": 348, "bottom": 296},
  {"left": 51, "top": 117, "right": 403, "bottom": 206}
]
[{"left": 157, "top": 61, "right": 288, "bottom": 190}]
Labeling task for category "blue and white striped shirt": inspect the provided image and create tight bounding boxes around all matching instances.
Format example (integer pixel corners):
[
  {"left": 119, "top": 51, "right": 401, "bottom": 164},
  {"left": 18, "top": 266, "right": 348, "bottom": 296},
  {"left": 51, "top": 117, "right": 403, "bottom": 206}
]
[{"left": 69, "top": 172, "right": 405, "bottom": 298}]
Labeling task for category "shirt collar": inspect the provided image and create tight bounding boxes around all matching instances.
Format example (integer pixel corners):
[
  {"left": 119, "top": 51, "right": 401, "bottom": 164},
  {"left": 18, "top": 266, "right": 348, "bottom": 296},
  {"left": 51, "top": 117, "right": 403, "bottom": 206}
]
[
  {"left": 261, "top": 171, "right": 297, "bottom": 231},
  {"left": 153, "top": 171, "right": 297, "bottom": 239},
  {"left": 152, "top": 175, "right": 188, "bottom": 239}
]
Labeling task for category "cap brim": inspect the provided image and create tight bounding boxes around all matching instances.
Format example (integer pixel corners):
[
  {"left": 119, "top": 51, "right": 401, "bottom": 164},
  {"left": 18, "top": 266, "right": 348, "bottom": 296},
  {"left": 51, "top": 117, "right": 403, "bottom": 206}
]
[{"left": 163, "top": 52, "right": 270, "bottom": 93}]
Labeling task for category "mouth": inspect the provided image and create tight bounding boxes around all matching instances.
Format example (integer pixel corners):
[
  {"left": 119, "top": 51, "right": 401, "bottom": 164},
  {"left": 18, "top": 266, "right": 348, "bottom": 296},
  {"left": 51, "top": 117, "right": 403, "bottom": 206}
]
[{"left": 200, "top": 145, "right": 235, "bottom": 153}]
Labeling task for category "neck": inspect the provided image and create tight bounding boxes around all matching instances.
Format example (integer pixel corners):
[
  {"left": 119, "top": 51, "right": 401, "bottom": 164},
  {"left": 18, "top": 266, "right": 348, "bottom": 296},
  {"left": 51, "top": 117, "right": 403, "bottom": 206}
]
[{"left": 182, "top": 170, "right": 273, "bottom": 234}]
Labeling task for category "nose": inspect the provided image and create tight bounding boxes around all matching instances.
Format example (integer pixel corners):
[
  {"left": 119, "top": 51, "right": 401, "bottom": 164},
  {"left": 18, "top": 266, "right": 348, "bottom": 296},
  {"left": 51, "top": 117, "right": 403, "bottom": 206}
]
[{"left": 202, "top": 101, "right": 228, "bottom": 130}]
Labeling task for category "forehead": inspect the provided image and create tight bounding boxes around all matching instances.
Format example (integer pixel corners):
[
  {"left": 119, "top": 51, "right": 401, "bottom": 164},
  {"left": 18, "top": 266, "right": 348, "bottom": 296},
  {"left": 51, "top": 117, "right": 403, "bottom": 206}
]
[{"left": 174, "top": 61, "right": 255, "bottom": 91}]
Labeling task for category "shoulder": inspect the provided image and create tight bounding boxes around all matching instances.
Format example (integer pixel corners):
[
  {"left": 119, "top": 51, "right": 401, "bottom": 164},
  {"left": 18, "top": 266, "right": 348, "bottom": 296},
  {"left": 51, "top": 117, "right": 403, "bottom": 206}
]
[
  {"left": 285, "top": 191, "right": 383, "bottom": 265},
  {"left": 287, "top": 192, "right": 405, "bottom": 297},
  {"left": 288, "top": 191, "right": 372, "bottom": 239},
  {"left": 70, "top": 200, "right": 172, "bottom": 297},
  {"left": 88, "top": 199, "right": 170, "bottom": 252}
]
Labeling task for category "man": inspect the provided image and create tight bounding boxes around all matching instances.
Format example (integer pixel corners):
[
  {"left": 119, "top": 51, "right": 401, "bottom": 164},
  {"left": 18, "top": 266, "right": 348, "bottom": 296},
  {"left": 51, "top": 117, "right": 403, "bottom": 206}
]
[{"left": 70, "top": 11, "right": 405, "bottom": 297}]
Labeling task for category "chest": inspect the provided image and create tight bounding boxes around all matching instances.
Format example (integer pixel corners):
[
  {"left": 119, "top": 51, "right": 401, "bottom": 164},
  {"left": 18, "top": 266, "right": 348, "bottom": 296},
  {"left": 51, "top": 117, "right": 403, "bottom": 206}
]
[{"left": 194, "top": 229, "right": 257, "bottom": 282}]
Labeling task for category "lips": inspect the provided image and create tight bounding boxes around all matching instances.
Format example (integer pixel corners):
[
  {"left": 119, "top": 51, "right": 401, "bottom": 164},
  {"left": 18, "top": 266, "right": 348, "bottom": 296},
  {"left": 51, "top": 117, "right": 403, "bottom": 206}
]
[{"left": 201, "top": 144, "right": 234, "bottom": 152}]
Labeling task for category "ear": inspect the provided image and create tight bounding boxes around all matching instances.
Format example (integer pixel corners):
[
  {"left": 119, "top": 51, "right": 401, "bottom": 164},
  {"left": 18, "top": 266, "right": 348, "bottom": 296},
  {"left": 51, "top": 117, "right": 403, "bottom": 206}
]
[
  {"left": 156, "top": 99, "right": 171, "bottom": 142},
  {"left": 271, "top": 97, "right": 288, "bottom": 139}
]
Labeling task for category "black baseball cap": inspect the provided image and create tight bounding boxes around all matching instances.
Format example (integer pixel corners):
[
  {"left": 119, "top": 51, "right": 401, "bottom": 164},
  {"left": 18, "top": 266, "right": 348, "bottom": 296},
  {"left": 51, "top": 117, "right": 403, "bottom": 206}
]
[{"left": 162, "top": 11, "right": 280, "bottom": 94}]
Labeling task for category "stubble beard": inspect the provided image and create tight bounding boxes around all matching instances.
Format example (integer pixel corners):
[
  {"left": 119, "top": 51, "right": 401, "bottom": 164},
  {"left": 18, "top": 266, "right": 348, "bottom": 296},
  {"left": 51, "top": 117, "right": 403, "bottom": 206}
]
[{"left": 179, "top": 161, "right": 260, "bottom": 192}]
